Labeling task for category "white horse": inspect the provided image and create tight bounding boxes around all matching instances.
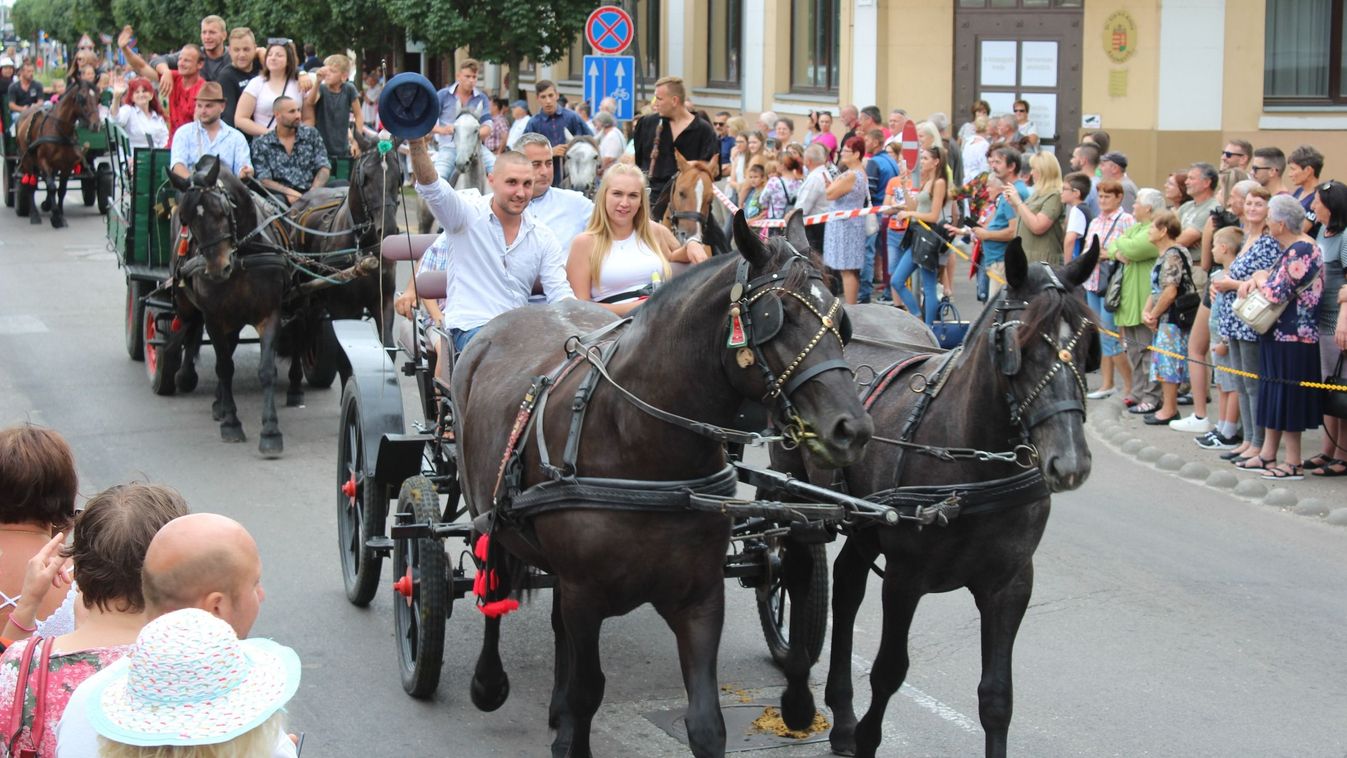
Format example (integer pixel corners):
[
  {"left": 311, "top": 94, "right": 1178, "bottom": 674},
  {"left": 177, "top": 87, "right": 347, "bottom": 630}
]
[
  {"left": 562, "top": 136, "right": 601, "bottom": 198},
  {"left": 418, "top": 110, "right": 490, "bottom": 233}
]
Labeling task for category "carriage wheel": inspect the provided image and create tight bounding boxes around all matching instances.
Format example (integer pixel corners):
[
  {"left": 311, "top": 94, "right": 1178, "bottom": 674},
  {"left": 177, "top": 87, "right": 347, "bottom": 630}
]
[
  {"left": 96, "top": 163, "right": 113, "bottom": 215},
  {"left": 145, "top": 305, "right": 178, "bottom": 396},
  {"left": 303, "top": 316, "right": 340, "bottom": 389},
  {"left": 3, "top": 161, "right": 13, "bottom": 209},
  {"left": 125, "top": 278, "right": 149, "bottom": 361},
  {"left": 15, "top": 179, "right": 31, "bottom": 217},
  {"left": 393, "top": 475, "right": 448, "bottom": 698},
  {"left": 337, "top": 382, "right": 387, "bottom": 606},
  {"left": 755, "top": 539, "right": 829, "bottom": 669},
  {"left": 81, "top": 175, "right": 96, "bottom": 207}
]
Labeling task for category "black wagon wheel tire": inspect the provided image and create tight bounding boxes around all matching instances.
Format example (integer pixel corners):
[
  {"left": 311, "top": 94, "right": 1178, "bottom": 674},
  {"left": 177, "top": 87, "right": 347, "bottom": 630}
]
[
  {"left": 145, "top": 305, "right": 178, "bottom": 396},
  {"left": 96, "top": 163, "right": 113, "bottom": 215},
  {"left": 393, "top": 475, "right": 448, "bottom": 698},
  {"left": 125, "top": 278, "right": 149, "bottom": 361},
  {"left": 303, "top": 315, "right": 340, "bottom": 389},
  {"left": 81, "top": 174, "right": 96, "bottom": 206},
  {"left": 15, "top": 177, "right": 31, "bottom": 217},
  {"left": 337, "top": 382, "right": 387, "bottom": 606},
  {"left": 756, "top": 539, "right": 830, "bottom": 669},
  {"left": 3, "top": 161, "right": 13, "bottom": 208}
]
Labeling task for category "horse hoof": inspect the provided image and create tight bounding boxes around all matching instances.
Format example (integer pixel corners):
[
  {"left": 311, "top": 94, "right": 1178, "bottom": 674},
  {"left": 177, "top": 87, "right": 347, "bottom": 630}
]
[
  {"left": 780, "top": 687, "right": 818, "bottom": 732},
  {"left": 829, "top": 728, "right": 857, "bottom": 757},
  {"left": 470, "top": 672, "right": 510, "bottom": 712},
  {"left": 29, "top": 215, "right": 42, "bottom": 225},
  {"left": 212, "top": 401, "right": 225, "bottom": 421},
  {"left": 259, "top": 434, "right": 284, "bottom": 458},
  {"left": 40, "top": 199, "right": 52, "bottom": 211},
  {"left": 220, "top": 423, "right": 246, "bottom": 443},
  {"left": 50, "top": 217, "right": 66, "bottom": 229},
  {"left": 286, "top": 391, "right": 304, "bottom": 408},
  {"left": 176, "top": 370, "right": 199, "bottom": 394}
]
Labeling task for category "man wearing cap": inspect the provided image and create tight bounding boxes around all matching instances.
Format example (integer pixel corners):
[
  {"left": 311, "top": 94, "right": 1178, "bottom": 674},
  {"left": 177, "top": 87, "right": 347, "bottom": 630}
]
[
  {"left": 506, "top": 98, "right": 530, "bottom": 150},
  {"left": 1100, "top": 151, "right": 1137, "bottom": 213},
  {"left": 120, "top": 27, "right": 205, "bottom": 143},
  {"left": 430, "top": 58, "right": 494, "bottom": 186},
  {"left": 169, "top": 81, "right": 253, "bottom": 179},
  {"left": 55, "top": 514, "right": 297, "bottom": 757},
  {"left": 407, "top": 134, "right": 573, "bottom": 352},
  {"left": 524, "top": 80, "right": 592, "bottom": 185},
  {"left": 250, "top": 96, "right": 329, "bottom": 204}
]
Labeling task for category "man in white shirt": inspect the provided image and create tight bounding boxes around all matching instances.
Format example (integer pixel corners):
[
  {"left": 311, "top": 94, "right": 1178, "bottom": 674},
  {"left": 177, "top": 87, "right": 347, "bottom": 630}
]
[
  {"left": 517, "top": 132, "right": 595, "bottom": 249},
  {"left": 794, "top": 143, "right": 833, "bottom": 253},
  {"left": 409, "top": 136, "right": 574, "bottom": 352},
  {"left": 58, "top": 514, "right": 297, "bottom": 758}
]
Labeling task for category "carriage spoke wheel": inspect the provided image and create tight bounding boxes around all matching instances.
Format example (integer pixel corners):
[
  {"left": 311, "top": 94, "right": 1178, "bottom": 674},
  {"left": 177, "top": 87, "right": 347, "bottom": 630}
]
[
  {"left": 144, "top": 306, "right": 178, "bottom": 396},
  {"left": 392, "top": 475, "right": 447, "bottom": 698},
  {"left": 125, "top": 279, "right": 148, "bottom": 361},
  {"left": 302, "top": 316, "right": 340, "bottom": 389},
  {"left": 337, "top": 383, "right": 385, "bottom": 606},
  {"left": 755, "top": 538, "right": 829, "bottom": 669}
]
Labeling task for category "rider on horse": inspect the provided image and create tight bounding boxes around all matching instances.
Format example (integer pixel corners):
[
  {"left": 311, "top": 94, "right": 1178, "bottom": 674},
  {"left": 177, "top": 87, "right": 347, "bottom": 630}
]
[{"left": 432, "top": 59, "right": 494, "bottom": 185}]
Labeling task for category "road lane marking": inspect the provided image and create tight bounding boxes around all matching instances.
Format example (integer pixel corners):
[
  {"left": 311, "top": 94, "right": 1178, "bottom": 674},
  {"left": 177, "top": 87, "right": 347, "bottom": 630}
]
[
  {"left": 850, "top": 653, "right": 979, "bottom": 733},
  {"left": 0, "top": 315, "right": 49, "bottom": 335}
]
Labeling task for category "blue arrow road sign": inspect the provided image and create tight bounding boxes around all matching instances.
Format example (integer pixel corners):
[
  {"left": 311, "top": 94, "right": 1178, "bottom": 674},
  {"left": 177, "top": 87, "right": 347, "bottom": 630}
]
[{"left": 583, "top": 55, "right": 635, "bottom": 122}]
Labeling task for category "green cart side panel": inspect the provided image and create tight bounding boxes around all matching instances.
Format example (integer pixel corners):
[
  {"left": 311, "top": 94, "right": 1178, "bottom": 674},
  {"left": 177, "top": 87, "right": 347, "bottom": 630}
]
[
  {"left": 330, "top": 156, "right": 353, "bottom": 182},
  {"left": 76, "top": 126, "right": 108, "bottom": 153},
  {"left": 105, "top": 121, "right": 173, "bottom": 274}
]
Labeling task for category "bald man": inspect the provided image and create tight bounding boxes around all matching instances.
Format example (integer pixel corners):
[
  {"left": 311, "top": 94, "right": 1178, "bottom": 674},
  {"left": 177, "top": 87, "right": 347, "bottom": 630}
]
[{"left": 56, "top": 514, "right": 291, "bottom": 757}]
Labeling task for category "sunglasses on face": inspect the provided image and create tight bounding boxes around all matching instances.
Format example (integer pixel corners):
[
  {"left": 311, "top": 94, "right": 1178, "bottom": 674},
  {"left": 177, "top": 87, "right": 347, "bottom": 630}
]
[
  {"left": 714, "top": 121, "right": 726, "bottom": 127},
  {"left": 1250, "top": 165, "right": 1272, "bottom": 173},
  {"left": 1222, "top": 151, "right": 1245, "bottom": 158},
  {"left": 1013, "top": 108, "right": 1026, "bottom": 113}
]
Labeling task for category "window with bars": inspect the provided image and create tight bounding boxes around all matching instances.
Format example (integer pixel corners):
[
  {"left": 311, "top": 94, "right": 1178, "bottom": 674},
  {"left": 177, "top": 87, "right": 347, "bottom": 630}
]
[
  {"left": 791, "top": 0, "right": 839, "bottom": 93},
  {"left": 1264, "top": 0, "right": 1347, "bottom": 103},
  {"left": 707, "top": 0, "right": 742, "bottom": 88}
]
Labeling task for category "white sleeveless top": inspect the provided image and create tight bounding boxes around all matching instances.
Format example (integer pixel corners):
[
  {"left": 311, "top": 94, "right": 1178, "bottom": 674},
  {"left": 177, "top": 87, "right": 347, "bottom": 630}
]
[{"left": 592, "top": 233, "right": 664, "bottom": 303}]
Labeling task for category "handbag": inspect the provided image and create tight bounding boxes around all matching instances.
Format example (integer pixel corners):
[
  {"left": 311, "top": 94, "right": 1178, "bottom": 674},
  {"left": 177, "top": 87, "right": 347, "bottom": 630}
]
[
  {"left": 1231, "top": 267, "right": 1317, "bottom": 335},
  {"left": 904, "top": 222, "right": 946, "bottom": 272},
  {"left": 1104, "top": 262, "right": 1125, "bottom": 312},
  {"left": 1166, "top": 248, "right": 1201, "bottom": 331},
  {"left": 930, "top": 298, "right": 970, "bottom": 350},
  {"left": 1087, "top": 214, "right": 1124, "bottom": 296},
  {"left": 6, "top": 638, "right": 52, "bottom": 758},
  {"left": 863, "top": 185, "right": 879, "bottom": 236},
  {"left": 1324, "top": 355, "right": 1347, "bottom": 420}
]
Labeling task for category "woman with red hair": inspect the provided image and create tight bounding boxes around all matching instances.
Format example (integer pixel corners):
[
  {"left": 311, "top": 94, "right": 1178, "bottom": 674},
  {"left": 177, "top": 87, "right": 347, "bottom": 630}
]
[{"left": 109, "top": 73, "right": 169, "bottom": 149}]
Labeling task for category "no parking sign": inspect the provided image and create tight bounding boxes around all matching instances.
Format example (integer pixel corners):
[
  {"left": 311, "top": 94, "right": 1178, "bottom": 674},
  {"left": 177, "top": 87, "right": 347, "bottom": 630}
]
[{"left": 585, "top": 6, "right": 635, "bottom": 56}]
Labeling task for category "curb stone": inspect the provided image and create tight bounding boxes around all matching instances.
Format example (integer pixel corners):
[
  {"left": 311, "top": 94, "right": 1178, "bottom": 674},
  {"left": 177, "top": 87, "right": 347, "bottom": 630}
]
[
  {"left": 1293, "top": 498, "right": 1331, "bottom": 517},
  {"left": 1156, "top": 453, "right": 1184, "bottom": 471},
  {"left": 1137, "top": 446, "right": 1163, "bottom": 463},
  {"left": 1120, "top": 439, "right": 1145, "bottom": 455},
  {"left": 1108, "top": 429, "right": 1131, "bottom": 445},
  {"left": 1327, "top": 508, "right": 1347, "bottom": 526},
  {"left": 1264, "top": 488, "right": 1297, "bottom": 508},
  {"left": 1233, "top": 480, "right": 1268, "bottom": 499},
  {"left": 1206, "top": 470, "right": 1238, "bottom": 488},
  {"left": 1179, "top": 462, "right": 1210, "bottom": 480}
]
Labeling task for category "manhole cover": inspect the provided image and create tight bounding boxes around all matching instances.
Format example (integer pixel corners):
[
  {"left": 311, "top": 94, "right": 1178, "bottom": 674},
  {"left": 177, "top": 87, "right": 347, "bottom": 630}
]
[{"left": 645, "top": 703, "right": 829, "bottom": 752}]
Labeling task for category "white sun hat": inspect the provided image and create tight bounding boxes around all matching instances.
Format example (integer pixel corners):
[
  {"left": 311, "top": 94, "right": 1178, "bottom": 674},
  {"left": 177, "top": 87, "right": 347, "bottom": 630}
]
[{"left": 84, "top": 608, "right": 301, "bottom": 747}]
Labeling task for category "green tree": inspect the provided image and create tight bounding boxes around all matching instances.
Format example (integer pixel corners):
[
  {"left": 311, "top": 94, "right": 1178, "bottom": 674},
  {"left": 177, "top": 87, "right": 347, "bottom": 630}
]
[{"left": 381, "top": 0, "right": 592, "bottom": 92}]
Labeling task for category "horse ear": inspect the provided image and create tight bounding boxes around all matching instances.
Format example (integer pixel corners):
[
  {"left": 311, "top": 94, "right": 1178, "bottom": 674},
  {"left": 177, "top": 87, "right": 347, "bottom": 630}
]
[
  {"left": 785, "top": 209, "right": 810, "bottom": 255},
  {"left": 675, "top": 151, "right": 689, "bottom": 171},
  {"left": 167, "top": 167, "right": 191, "bottom": 193},
  {"left": 1004, "top": 237, "right": 1028, "bottom": 290},
  {"left": 1062, "top": 235, "right": 1100, "bottom": 288},
  {"left": 707, "top": 154, "right": 720, "bottom": 176},
  {"left": 204, "top": 156, "right": 221, "bottom": 186},
  {"left": 353, "top": 130, "right": 376, "bottom": 155},
  {"left": 733, "top": 209, "right": 769, "bottom": 267}
]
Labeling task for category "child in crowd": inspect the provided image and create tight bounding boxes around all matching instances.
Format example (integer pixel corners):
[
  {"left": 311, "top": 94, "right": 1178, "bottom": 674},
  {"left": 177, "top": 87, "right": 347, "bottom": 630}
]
[
  {"left": 742, "top": 161, "right": 766, "bottom": 223},
  {"left": 308, "top": 53, "right": 362, "bottom": 158},
  {"left": 1198, "top": 225, "right": 1247, "bottom": 450},
  {"left": 1061, "top": 172, "right": 1093, "bottom": 262}
]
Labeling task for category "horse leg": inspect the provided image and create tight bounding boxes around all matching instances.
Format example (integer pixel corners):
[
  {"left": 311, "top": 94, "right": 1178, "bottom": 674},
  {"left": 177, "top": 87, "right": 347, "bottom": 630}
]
[
  {"left": 208, "top": 323, "right": 246, "bottom": 442},
  {"left": 470, "top": 565, "right": 511, "bottom": 713},
  {"left": 175, "top": 318, "right": 203, "bottom": 394},
  {"left": 286, "top": 327, "right": 305, "bottom": 407},
  {"left": 970, "top": 563, "right": 1034, "bottom": 758},
  {"left": 256, "top": 312, "right": 284, "bottom": 457},
  {"left": 554, "top": 588, "right": 607, "bottom": 758},
  {"left": 548, "top": 591, "right": 571, "bottom": 731},
  {"left": 51, "top": 171, "right": 68, "bottom": 228},
  {"left": 852, "top": 573, "right": 922, "bottom": 758},
  {"left": 825, "top": 537, "right": 878, "bottom": 756},
  {"left": 779, "top": 536, "right": 822, "bottom": 730},
  {"left": 27, "top": 170, "right": 42, "bottom": 225},
  {"left": 656, "top": 586, "right": 727, "bottom": 758}
]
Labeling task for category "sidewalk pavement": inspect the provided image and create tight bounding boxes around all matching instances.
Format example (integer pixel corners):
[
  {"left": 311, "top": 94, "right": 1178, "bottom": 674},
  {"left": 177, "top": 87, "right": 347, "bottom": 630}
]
[{"left": 1085, "top": 393, "right": 1347, "bottom": 527}]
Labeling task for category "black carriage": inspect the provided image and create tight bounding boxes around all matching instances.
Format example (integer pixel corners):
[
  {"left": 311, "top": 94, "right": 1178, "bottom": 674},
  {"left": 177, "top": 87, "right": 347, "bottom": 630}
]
[
  {"left": 333, "top": 233, "right": 911, "bottom": 699},
  {"left": 105, "top": 118, "right": 358, "bottom": 393}
]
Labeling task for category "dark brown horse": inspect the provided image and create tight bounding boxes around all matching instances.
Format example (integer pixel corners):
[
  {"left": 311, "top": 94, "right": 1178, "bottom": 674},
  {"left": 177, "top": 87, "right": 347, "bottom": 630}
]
[
  {"left": 452, "top": 212, "right": 872, "bottom": 758},
  {"left": 15, "top": 80, "right": 101, "bottom": 228},
  {"left": 771, "top": 238, "right": 1099, "bottom": 758},
  {"left": 165, "top": 156, "right": 292, "bottom": 457}
]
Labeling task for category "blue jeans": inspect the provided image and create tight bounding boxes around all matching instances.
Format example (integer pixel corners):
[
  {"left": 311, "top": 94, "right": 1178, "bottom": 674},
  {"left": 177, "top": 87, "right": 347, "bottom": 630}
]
[
  {"left": 859, "top": 231, "right": 879, "bottom": 303},
  {"left": 888, "top": 231, "right": 939, "bottom": 324},
  {"left": 450, "top": 326, "right": 483, "bottom": 353},
  {"left": 1084, "top": 290, "right": 1123, "bottom": 356},
  {"left": 976, "top": 260, "right": 990, "bottom": 302},
  {"left": 434, "top": 143, "right": 496, "bottom": 184}
]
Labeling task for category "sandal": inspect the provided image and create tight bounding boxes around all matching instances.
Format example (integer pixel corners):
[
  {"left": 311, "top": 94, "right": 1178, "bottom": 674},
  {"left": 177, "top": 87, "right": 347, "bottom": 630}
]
[
  {"left": 1128, "top": 402, "right": 1159, "bottom": 415},
  {"left": 1311, "top": 459, "right": 1347, "bottom": 477},
  {"left": 1234, "top": 455, "right": 1271, "bottom": 471},
  {"left": 1303, "top": 453, "right": 1335, "bottom": 471},
  {"left": 1261, "top": 463, "right": 1304, "bottom": 481}
]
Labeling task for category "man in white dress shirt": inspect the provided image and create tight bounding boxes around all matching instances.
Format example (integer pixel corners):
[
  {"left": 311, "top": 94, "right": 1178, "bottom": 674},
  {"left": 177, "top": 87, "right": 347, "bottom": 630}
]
[
  {"left": 517, "top": 132, "right": 595, "bottom": 249},
  {"left": 407, "top": 136, "right": 574, "bottom": 352}
]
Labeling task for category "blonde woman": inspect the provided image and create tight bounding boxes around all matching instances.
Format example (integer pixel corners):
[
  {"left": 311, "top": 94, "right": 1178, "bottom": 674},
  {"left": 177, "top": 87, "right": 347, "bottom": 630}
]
[
  {"left": 1004, "top": 151, "right": 1066, "bottom": 264},
  {"left": 567, "top": 164, "right": 709, "bottom": 316}
]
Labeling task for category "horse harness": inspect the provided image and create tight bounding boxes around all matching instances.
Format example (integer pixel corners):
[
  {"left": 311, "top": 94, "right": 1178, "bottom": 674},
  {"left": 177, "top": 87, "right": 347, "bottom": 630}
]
[{"left": 174, "top": 179, "right": 294, "bottom": 280}]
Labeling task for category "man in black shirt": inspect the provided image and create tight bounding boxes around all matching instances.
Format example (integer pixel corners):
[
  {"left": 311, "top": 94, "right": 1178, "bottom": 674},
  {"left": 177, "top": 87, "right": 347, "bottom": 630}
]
[
  {"left": 216, "top": 28, "right": 263, "bottom": 129},
  {"left": 149, "top": 14, "right": 232, "bottom": 89},
  {"left": 6, "top": 61, "right": 43, "bottom": 130},
  {"left": 633, "top": 76, "right": 717, "bottom": 218}
]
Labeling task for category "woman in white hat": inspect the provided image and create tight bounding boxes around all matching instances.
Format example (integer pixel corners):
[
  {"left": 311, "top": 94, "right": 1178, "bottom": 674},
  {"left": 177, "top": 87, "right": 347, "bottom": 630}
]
[{"left": 83, "top": 608, "right": 301, "bottom": 757}]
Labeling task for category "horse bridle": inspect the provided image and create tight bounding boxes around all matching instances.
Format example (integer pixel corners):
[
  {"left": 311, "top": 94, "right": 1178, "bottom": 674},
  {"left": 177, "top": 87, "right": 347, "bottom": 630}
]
[
  {"left": 727, "top": 251, "right": 853, "bottom": 447},
  {"left": 990, "top": 264, "right": 1095, "bottom": 433},
  {"left": 662, "top": 169, "right": 713, "bottom": 243}
]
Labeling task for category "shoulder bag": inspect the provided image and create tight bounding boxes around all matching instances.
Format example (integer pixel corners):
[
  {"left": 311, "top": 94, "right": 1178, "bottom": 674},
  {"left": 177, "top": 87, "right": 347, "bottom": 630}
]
[
  {"left": 1090, "top": 214, "right": 1123, "bottom": 297},
  {"left": 1323, "top": 355, "right": 1347, "bottom": 420},
  {"left": 862, "top": 176, "right": 879, "bottom": 236},
  {"left": 6, "top": 638, "right": 52, "bottom": 758},
  {"left": 1166, "top": 247, "right": 1202, "bottom": 331},
  {"left": 1231, "top": 264, "right": 1317, "bottom": 335}
]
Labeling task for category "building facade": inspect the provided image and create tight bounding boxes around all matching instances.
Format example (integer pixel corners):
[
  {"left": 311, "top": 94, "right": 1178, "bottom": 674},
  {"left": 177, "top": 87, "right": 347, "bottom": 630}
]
[{"left": 522, "top": 0, "right": 1347, "bottom": 187}]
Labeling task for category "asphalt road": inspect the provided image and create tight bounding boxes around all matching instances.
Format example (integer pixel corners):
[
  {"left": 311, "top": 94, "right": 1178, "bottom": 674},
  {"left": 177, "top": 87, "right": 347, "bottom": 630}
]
[{"left": 2, "top": 203, "right": 1345, "bottom": 757}]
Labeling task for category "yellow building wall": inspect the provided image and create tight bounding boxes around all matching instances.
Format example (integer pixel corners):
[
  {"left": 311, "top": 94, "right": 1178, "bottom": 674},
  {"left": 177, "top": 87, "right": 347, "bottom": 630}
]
[
  {"left": 877, "top": 0, "right": 953, "bottom": 119},
  {"left": 1079, "top": 1, "right": 1166, "bottom": 186}
]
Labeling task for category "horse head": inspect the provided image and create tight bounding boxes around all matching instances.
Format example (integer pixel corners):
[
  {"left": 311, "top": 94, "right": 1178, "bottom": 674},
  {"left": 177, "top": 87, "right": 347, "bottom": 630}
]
[
  {"left": 453, "top": 111, "right": 481, "bottom": 173},
  {"left": 167, "top": 156, "right": 254, "bottom": 281},
  {"left": 348, "top": 136, "right": 403, "bottom": 245},
  {"left": 663, "top": 152, "right": 719, "bottom": 244},
  {"left": 979, "top": 236, "right": 1100, "bottom": 492},
  {"left": 721, "top": 209, "right": 870, "bottom": 467},
  {"left": 60, "top": 79, "right": 103, "bottom": 132},
  {"left": 563, "top": 137, "right": 600, "bottom": 197}
]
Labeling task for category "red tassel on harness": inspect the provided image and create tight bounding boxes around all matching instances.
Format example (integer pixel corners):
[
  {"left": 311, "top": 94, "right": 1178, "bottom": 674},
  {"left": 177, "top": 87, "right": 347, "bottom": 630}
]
[
  {"left": 177, "top": 229, "right": 191, "bottom": 257},
  {"left": 472, "top": 534, "right": 518, "bottom": 618}
]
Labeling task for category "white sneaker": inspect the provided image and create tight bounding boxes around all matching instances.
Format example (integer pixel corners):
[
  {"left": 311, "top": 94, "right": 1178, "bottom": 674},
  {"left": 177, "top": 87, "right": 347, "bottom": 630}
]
[
  {"left": 1168, "top": 413, "right": 1213, "bottom": 433},
  {"left": 1086, "top": 388, "right": 1117, "bottom": 400}
]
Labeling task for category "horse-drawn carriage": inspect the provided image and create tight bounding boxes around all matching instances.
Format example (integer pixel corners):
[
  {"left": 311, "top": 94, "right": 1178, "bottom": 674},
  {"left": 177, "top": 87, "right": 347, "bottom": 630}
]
[{"left": 1, "top": 88, "right": 114, "bottom": 220}]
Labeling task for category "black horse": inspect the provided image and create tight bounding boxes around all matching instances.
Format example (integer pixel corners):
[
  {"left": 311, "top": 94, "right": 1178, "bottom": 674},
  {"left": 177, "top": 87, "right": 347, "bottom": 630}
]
[
  {"left": 15, "top": 79, "right": 101, "bottom": 228},
  {"left": 285, "top": 137, "right": 403, "bottom": 398},
  {"left": 165, "top": 156, "right": 292, "bottom": 457},
  {"left": 452, "top": 212, "right": 873, "bottom": 758},
  {"left": 771, "top": 238, "right": 1099, "bottom": 758}
]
